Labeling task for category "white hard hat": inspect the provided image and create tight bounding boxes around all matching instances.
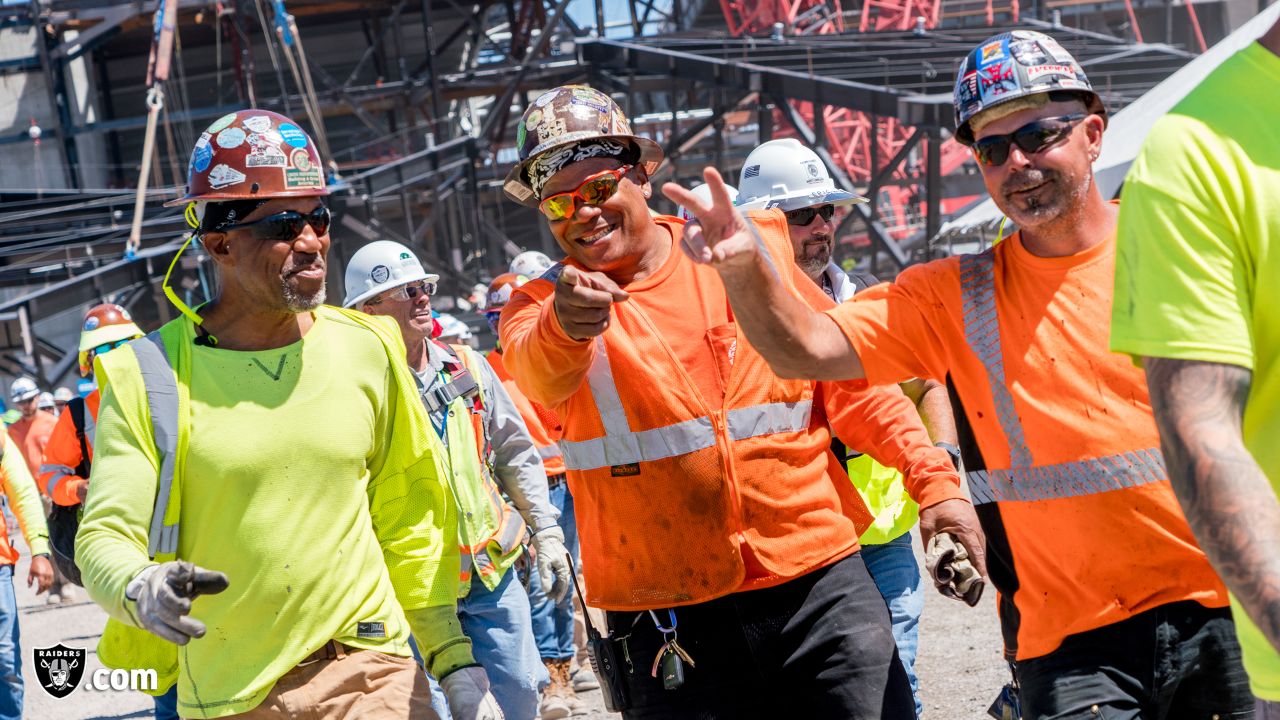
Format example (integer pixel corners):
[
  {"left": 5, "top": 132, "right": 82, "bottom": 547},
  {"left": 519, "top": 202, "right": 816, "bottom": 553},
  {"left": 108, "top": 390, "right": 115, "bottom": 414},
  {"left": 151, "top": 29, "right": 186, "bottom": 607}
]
[
  {"left": 9, "top": 377, "right": 38, "bottom": 403},
  {"left": 736, "top": 138, "right": 868, "bottom": 212},
  {"left": 509, "top": 251, "right": 554, "bottom": 279},
  {"left": 53, "top": 387, "right": 74, "bottom": 404},
  {"left": 677, "top": 183, "right": 738, "bottom": 222},
  {"left": 342, "top": 240, "right": 440, "bottom": 309},
  {"left": 436, "top": 313, "right": 472, "bottom": 341},
  {"left": 37, "top": 392, "right": 53, "bottom": 410}
]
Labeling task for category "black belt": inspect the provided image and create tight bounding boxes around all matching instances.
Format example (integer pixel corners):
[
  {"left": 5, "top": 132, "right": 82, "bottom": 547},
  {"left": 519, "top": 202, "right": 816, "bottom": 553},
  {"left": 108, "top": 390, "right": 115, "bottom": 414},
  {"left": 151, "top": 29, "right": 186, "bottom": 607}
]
[{"left": 547, "top": 473, "right": 566, "bottom": 488}]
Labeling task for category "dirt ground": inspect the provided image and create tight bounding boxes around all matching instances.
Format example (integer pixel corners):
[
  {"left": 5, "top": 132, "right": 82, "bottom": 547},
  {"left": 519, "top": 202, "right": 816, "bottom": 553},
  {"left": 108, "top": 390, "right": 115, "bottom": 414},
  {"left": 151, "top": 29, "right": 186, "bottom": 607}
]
[{"left": 17, "top": 531, "right": 1007, "bottom": 719}]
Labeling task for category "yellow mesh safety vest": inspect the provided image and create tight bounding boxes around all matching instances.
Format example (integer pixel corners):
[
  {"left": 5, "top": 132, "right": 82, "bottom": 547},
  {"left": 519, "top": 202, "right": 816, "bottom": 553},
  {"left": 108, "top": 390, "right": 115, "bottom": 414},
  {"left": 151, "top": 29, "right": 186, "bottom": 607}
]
[{"left": 442, "top": 345, "right": 526, "bottom": 597}]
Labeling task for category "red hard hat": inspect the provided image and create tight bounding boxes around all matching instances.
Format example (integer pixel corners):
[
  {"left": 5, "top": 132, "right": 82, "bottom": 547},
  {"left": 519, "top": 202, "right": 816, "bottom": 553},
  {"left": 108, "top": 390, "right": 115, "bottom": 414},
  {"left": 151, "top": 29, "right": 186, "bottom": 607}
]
[
  {"left": 166, "top": 109, "right": 327, "bottom": 206},
  {"left": 486, "top": 273, "right": 529, "bottom": 313},
  {"left": 78, "top": 303, "right": 144, "bottom": 376}
]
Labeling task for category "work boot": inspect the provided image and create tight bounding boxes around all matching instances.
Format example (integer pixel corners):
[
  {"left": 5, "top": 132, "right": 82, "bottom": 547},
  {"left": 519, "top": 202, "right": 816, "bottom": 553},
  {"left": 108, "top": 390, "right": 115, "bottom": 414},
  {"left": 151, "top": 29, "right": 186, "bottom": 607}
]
[
  {"left": 540, "top": 658, "right": 572, "bottom": 720},
  {"left": 572, "top": 664, "right": 600, "bottom": 692}
]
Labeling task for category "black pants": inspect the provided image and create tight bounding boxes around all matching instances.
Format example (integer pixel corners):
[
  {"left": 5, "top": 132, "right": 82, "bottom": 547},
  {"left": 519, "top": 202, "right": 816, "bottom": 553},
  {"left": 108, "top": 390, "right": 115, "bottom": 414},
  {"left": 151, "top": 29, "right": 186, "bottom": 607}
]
[
  {"left": 1017, "top": 601, "right": 1253, "bottom": 719},
  {"left": 604, "top": 552, "right": 915, "bottom": 719}
]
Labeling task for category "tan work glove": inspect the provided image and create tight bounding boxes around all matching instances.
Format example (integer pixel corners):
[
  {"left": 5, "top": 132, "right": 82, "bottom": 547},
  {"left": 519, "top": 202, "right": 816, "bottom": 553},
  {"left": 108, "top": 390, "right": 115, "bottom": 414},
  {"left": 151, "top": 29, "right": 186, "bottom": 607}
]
[{"left": 924, "top": 532, "right": 984, "bottom": 606}]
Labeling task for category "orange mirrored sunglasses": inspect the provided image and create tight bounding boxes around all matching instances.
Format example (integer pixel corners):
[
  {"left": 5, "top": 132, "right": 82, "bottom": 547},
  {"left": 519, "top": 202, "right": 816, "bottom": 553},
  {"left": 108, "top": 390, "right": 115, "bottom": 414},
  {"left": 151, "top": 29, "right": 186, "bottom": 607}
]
[{"left": 537, "top": 165, "right": 633, "bottom": 221}]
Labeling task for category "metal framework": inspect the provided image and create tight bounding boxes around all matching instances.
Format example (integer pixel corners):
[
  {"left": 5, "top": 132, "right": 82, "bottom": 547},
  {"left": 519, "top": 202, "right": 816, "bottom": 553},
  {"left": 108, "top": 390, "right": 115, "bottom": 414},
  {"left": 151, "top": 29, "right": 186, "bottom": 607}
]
[{"left": 0, "top": 0, "right": 1234, "bottom": 387}]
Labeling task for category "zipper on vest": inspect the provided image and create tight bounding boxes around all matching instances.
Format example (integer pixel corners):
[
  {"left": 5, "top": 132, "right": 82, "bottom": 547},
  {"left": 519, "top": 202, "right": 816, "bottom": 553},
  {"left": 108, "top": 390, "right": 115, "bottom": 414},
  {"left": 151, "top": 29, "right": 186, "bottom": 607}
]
[{"left": 710, "top": 410, "right": 747, "bottom": 544}]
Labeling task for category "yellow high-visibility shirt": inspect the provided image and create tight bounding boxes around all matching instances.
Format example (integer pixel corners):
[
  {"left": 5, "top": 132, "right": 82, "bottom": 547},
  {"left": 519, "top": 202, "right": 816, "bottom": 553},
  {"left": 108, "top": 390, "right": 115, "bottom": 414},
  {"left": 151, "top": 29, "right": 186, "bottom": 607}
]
[{"left": 77, "top": 308, "right": 466, "bottom": 718}]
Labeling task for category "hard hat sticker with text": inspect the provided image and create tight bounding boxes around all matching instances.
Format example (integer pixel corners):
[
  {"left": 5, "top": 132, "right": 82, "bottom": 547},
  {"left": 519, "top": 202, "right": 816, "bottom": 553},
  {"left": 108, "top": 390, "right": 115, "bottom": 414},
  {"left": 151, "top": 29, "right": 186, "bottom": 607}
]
[
  {"left": 208, "top": 163, "right": 247, "bottom": 189},
  {"left": 285, "top": 148, "right": 323, "bottom": 189}
]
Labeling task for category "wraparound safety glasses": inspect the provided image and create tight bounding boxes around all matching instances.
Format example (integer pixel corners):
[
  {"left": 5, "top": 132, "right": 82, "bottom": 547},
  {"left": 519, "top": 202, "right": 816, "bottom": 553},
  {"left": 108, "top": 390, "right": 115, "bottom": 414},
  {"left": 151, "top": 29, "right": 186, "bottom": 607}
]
[
  {"left": 222, "top": 205, "right": 331, "bottom": 242},
  {"left": 538, "top": 166, "right": 633, "bottom": 221},
  {"left": 366, "top": 280, "right": 438, "bottom": 306},
  {"left": 971, "top": 114, "right": 1086, "bottom": 167},
  {"left": 784, "top": 204, "right": 836, "bottom": 227}
]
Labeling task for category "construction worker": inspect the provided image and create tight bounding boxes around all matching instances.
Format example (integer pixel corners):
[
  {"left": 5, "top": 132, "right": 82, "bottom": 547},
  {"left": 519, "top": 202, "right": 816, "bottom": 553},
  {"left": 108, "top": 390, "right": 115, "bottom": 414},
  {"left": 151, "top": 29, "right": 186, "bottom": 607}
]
[
  {"left": 9, "top": 377, "right": 55, "bottom": 481},
  {"left": 37, "top": 392, "right": 55, "bottom": 416},
  {"left": 10, "top": 376, "right": 67, "bottom": 603},
  {"left": 499, "top": 84, "right": 981, "bottom": 718},
  {"left": 53, "top": 387, "right": 74, "bottom": 413},
  {"left": 509, "top": 251, "right": 555, "bottom": 279},
  {"left": 42, "top": 304, "right": 144, "bottom": 509},
  {"left": 733, "top": 139, "right": 963, "bottom": 715},
  {"left": 76, "top": 109, "right": 497, "bottom": 720},
  {"left": 485, "top": 273, "right": 585, "bottom": 719},
  {"left": 1111, "top": 16, "right": 1280, "bottom": 715},
  {"left": 667, "top": 30, "right": 1254, "bottom": 718},
  {"left": 343, "top": 240, "right": 567, "bottom": 720},
  {"left": 0, "top": 421, "right": 53, "bottom": 720}
]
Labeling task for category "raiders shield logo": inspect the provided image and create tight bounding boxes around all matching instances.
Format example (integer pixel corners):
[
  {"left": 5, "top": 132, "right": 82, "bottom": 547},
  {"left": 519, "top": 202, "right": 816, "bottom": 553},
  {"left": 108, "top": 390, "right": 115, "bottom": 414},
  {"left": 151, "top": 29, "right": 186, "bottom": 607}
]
[{"left": 34, "top": 644, "right": 85, "bottom": 698}]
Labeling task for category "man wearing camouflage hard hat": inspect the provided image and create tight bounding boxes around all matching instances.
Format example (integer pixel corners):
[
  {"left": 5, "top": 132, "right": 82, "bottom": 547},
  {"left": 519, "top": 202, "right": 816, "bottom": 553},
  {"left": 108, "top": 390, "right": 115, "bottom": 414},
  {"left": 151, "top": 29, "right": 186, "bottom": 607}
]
[
  {"left": 499, "top": 84, "right": 976, "bottom": 718},
  {"left": 665, "top": 29, "right": 1253, "bottom": 718},
  {"left": 77, "top": 109, "right": 498, "bottom": 720}
]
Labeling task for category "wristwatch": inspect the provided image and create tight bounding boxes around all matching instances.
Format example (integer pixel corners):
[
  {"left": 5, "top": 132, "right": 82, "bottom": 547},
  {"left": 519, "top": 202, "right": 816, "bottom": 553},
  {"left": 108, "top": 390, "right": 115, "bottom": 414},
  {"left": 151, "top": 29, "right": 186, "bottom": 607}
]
[{"left": 935, "top": 442, "right": 962, "bottom": 471}]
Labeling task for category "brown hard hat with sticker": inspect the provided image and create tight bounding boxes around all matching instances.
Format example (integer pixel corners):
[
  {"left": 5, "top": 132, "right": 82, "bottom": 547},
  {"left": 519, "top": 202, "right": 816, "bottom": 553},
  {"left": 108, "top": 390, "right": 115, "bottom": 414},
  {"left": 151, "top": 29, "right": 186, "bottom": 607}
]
[
  {"left": 503, "top": 85, "right": 663, "bottom": 208},
  {"left": 165, "top": 109, "right": 328, "bottom": 206}
]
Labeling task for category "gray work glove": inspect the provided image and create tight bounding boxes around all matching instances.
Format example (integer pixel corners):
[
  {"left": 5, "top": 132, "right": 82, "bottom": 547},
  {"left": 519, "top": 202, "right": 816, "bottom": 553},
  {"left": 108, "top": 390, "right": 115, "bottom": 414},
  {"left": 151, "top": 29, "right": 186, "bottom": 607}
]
[
  {"left": 924, "top": 532, "right": 985, "bottom": 607},
  {"left": 440, "top": 665, "right": 504, "bottom": 720},
  {"left": 126, "top": 561, "right": 229, "bottom": 645},
  {"left": 532, "top": 527, "right": 572, "bottom": 603}
]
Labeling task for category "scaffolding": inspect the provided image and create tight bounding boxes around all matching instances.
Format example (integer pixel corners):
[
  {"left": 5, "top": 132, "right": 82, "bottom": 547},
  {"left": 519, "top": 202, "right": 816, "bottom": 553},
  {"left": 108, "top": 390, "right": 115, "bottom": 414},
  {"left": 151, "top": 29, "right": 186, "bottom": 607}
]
[{"left": 0, "top": 0, "right": 1235, "bottom": 386}]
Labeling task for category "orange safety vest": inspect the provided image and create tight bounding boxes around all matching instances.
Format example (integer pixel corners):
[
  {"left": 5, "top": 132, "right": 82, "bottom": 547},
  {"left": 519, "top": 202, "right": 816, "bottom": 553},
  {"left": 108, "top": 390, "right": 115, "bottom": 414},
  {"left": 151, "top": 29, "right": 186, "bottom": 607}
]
[
  {"left": 488, "top": 349, "right": 565, "bottom": 477},
  {"left": 510, "top": 213, "right": 873, "bottom": 610}
]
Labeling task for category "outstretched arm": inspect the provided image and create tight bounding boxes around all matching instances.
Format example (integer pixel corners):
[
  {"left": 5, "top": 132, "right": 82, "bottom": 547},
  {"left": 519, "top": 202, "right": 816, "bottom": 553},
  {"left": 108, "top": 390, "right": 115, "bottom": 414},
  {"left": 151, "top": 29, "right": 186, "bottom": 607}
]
[
  {"left": 1145, "top": 357, "right": 1280, "bottom": 651},
  {"left": 663, "top": 168, "right": 865, "bottom": 381}
]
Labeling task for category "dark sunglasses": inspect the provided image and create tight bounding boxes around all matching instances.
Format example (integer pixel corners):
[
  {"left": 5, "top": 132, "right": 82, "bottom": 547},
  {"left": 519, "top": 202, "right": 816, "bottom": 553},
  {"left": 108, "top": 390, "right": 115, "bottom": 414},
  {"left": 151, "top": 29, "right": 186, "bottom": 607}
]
[
  {"left": 971, "top": 114, "right": 1086, "bottom": 167},
  {"left": 784, "top": 204, "right": 836, "bottom": 226},
  {"left": 366, "top": 280, "right": 438, "bottom": 306},
  {"left": 538, "top": 166, "right": 632, "bottom": 221},
  {"left": 91, "top": 339, "right": 133, "bottom": 357},
  {"left": 222, "top": 205, "right": 331, "bottom": 241}
]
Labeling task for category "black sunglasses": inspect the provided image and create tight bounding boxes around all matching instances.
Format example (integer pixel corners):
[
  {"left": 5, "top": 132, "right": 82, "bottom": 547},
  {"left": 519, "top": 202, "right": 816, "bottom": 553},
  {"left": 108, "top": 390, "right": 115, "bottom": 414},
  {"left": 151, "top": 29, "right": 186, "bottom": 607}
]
[
  {"left": 972, "top": 114, "right": 1086, "bottom": 167},
  {"left": 222, "top": 205, "right": 331, "bottom": 241},
  {"left": 784, "top": 204, "right": 836, "bottom": 227}
]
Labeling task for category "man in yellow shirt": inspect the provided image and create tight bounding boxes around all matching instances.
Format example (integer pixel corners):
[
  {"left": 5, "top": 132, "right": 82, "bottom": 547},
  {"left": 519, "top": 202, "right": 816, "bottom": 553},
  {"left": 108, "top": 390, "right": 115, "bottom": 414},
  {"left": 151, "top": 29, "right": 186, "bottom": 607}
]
[
  {"left": 1110, "top": 16, "right": 1280, "bottom": 715},
  {"left": 76, "top": 110, "right": 496, "bottom": 719}
]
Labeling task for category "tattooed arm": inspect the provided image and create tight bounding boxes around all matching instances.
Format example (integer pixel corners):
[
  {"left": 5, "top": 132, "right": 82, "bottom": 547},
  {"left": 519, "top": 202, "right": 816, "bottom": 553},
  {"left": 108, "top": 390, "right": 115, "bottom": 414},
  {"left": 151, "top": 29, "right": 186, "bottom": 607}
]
[{"left": 1146, "top": 357, "right": 1280, "bottom": 651}]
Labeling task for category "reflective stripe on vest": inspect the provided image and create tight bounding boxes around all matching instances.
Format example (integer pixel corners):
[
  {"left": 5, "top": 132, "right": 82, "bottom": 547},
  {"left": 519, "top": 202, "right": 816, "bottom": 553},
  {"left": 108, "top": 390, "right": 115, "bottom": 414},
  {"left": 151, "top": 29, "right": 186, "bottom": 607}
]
[
  {"left": 536, "top": 444, "right": 562, "bottom": 461},
  {"left": 83, "top": 402, "right": 96, "bottom": 452},
  {"left": 133, "top": 333, "right": 181, "bottom": 557},
  {"left": 958, "top": 251, "right": 1166, "bottom": 505},
  {"left": 559, "top": 338, "right": 813, "bottom": 471},
  {"left": 40, "top": 464, "right": 76, "bottom": 497}
]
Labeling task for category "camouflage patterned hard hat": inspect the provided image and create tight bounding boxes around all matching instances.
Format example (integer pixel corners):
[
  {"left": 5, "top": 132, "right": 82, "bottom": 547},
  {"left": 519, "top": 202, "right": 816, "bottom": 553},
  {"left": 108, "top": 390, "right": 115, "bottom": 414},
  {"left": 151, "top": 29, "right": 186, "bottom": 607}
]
[
  {"left": 503, "top": 85, "right": 663, "bottom": 207},
  {"left": 166, "top": 109, "right": 327, "bottom": 206},
  {"left": 953, "top": 30, "right": 1106, "bottom": 145}
]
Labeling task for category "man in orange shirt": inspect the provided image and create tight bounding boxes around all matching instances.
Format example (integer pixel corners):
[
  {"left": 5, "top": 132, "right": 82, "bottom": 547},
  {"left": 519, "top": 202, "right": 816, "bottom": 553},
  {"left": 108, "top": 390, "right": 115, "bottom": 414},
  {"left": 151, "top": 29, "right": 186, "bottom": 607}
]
[
  {"left": 8, "top": 377, "right": 55, "bottom": 481},
  {"left": 9, "top": 375, "right": 63, "bottom": 602},
  {"left": 499, "top": 84, "right": 982, "bottom": 718},
  {"left": 668, "top": 31, "right": 1251, "bottom": 718}
]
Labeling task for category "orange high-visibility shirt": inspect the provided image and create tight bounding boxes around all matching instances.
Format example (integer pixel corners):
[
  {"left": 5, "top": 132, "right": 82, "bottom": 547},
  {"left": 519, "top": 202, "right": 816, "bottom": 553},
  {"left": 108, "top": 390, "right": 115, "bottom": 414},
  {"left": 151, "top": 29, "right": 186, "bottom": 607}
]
[
  {"left": 500, "top": 213, "right": 964, "bottom": 609},
  {"left": 825, "top": 230, "right": 1228, "bottom": 661},
  {"left": 10, "top": 410, "right": 56, "bottom": 486},
  {"left": 488, "top": 349, "right": 565, "bottom": 477},
  {"left": 39, "top": 391, "right": 99, "bottom": 507}
]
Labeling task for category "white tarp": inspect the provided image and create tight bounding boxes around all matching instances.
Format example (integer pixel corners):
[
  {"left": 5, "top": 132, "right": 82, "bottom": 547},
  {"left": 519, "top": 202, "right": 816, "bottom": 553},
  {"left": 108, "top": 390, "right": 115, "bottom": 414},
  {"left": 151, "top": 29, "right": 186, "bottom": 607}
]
[{"left": 936, "top": 3, "right": 1280, "bottom": 243}]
